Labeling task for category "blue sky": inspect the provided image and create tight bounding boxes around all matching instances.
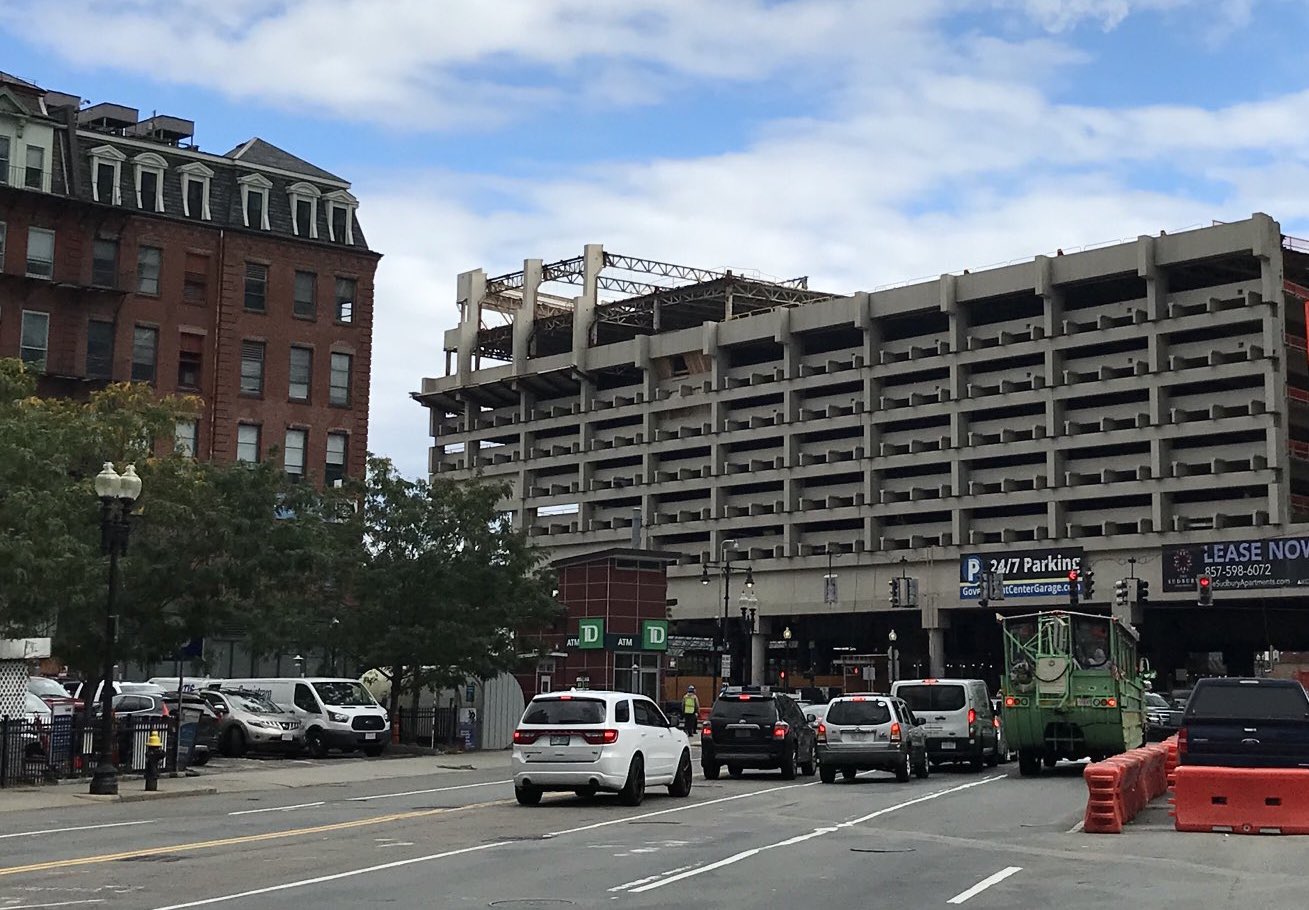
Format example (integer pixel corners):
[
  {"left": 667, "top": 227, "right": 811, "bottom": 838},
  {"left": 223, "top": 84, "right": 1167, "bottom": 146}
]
[{"left": 3, "top": 0, "right": 1307, "bottom": 476}]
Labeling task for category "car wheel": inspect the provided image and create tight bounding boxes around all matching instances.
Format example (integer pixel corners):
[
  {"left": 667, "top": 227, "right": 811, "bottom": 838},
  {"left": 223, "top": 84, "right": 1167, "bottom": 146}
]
[
  {"left": 800, "top": 745, "right": 816, "bottom": 777},
  {"left": 842, "top": 768, "right": 858, "bottom": 781},
  {"left": 363, "top": 744, "right": 385, "bottom": 758},
  {"left": 515, "top": 783, "right": 543, "bottom": 806},
  {"left": 668, "top": 751, "right": 693, "bottom": 798},
  {"left": 895, "top": 750, "right": 911, "bottom": 783},
  {"left": 728, "top": 764, "right": 744, "bottom": 778},
  {"left": 914, "top": 750, "right": 929, "bottom": 780},
  {"left": 223, "top": 727, "right": 247, "bottom": 758},
  {"left": 618, "top": 754, "right": 646, "bottom": 807},
  {"left": 305, "top": 729, "right": 327, "bottom": 759},
  {"left": 970, "top": 747, "right": 985, "bottom": 772},
  {"left": 702, "top": 762, "right": 721, "bottom": 780},
  {"left": 1043, "top": 754, "right": 1057, "bottom": 769},
  {"left": 573, "top": 784, "right": 598, "bottom": 800},
  {"left": 820, "top": 764, "right": 836, "bottom": 784},
  {"left": 986, "top": 745, "right": 1000, "bottom": 768},
  {"left": 780, "top": 745, "right": 797, "bottom": 780},
  {"left": 1018, "top": 750, "right": 1041, "bottom": 777},
  {"left": 191, "top": 751, "right": 210, "bottom": 767}
]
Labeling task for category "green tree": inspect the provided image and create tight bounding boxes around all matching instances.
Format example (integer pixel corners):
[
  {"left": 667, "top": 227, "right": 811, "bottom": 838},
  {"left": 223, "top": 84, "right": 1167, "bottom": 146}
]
[{"left": 342, "top": 457, "right": 560, "bottom": 703}]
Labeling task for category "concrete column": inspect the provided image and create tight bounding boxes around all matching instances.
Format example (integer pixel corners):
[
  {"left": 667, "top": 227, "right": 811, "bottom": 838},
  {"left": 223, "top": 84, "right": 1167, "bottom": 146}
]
[
  {"left": 751, "top": 631, "right": 767, "bottom": 687},
  {"left": 512, "top": 258, "right": 541, "bottom": 371},
  {"left": 571, "top": 244, "right": 602, "bottom": 370},
  {"left": 456, "top": 268, "right": 486, "bottom": 382},
  {"left": 927, "top": 627, "right": 946, "bottom": 678}
]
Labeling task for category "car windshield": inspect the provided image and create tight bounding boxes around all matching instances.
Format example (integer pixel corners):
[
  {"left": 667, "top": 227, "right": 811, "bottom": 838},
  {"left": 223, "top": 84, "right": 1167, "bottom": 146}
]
[
  {"left": 1188, "top": 683, "right": 1309, "bottom": 720},
  {"left": 312, "top": 682, "right": 376, "bottom": 707},
  {"left": 28, "top": 677, "right": 67, "bottom": 698},
  {"left": 897, "top": 684, "right": 967, "bottom": 712},
  {"left": 522, "top": 698, "right": 606, "bottom": 726},
  {"left": 1145, "top": 693, "right": 1170, "bottom": 709},
  {"left": 231, "top": 693, "right": 283, "bottom": 714},
  {"left": 711, "top": 698, "right": 778, "bottom": 723},
  {"left": 826, "top": 699, "right": 892, "bottom": 725}
]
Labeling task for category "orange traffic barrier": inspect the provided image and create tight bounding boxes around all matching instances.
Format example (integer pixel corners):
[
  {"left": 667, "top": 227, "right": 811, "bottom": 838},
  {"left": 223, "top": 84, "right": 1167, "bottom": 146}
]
[
  {"left": 1082, "top": 742, "right": 1172, "bottom": 833},
  {"left": 1163, "top": 735, "right": 1179, "bottom": 789},
  {"left": 1172, "top": 766, "right": 1309, "bottom": 834}
]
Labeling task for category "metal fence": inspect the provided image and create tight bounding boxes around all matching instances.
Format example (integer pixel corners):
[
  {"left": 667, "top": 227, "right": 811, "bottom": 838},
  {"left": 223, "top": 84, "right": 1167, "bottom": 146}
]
[
  {"left": 0, "top": 714, "right": 174, "bottom": 788},
  {"left": 396, "top": 706, "right": 458, "bottom": 747}
]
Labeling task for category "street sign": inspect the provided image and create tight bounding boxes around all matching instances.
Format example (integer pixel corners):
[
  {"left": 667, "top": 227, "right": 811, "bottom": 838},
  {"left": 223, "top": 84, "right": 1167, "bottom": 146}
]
[{"left": 720, "top": 654, "right": 732, "bottom": 678}]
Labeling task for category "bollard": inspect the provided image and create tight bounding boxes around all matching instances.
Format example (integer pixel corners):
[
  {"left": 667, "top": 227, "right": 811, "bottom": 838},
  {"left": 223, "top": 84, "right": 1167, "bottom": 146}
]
[{"left": 144, "top": 730, "right": 164, "bottom": 792}]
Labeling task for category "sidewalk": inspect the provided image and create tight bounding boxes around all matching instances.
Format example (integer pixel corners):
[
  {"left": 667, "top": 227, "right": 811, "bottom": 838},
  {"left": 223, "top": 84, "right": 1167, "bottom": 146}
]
[{"left": 0, "top": 749, "right": 512, "bottom": 814}]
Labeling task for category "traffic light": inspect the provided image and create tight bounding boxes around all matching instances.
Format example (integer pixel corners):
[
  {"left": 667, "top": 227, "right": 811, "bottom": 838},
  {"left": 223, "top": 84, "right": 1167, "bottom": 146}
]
[
  {"left": 1136, "top": 578, "right": 1150, "bottom": 607},
  {"left": 1082, "top": 568, "right": 1095, "bottom": 600},
  {"left": 977, "top": 570, "right": 991, "bottom": 608},
  {"left": 889, "top": 578, "right": 900, "bottom": 608},
  {"left": 1068, "top": 569, "right": 1080, "bottom": 607},
  {"left": 1197, "top": 572, "right": 1213, "bottom": 606},
  {"left": 1114, "top": 578, "right": 1129, "bottom": 609},
  {"left": 987, "top": 572, "right": 1006, "bottom": 602}
]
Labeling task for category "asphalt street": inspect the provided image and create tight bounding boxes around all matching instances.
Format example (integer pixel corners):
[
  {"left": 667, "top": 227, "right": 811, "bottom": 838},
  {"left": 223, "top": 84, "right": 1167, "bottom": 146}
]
[{"left": 1, "top": 757, "right": 1306, "bottom": 909}]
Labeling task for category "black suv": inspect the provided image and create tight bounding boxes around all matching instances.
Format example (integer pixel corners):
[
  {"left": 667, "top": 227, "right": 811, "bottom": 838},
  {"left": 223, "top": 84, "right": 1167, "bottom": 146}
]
[{"left": 701, "top": 686, "right": 818, "bottom": 780}]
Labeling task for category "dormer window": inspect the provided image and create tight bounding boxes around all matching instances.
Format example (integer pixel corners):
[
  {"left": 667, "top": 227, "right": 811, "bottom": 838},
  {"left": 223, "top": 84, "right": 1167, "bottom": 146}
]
[
  {"left": 178, "top": 161, "right": 213, "bottom": 221},
  {"left": 133, "top": 152, "right": 167, "bottom": 213},
  {"left": 324, "top": 190, "right": 358, "bottom": 244},
  {"left": 238, "top": 172, "right": 272, "bottom": 231},
  {"left": 88, "top": 145, "right": 126, "bottom": 205},
  {"left": 288, "top": 182, "right": 320, "bottom": 239}
]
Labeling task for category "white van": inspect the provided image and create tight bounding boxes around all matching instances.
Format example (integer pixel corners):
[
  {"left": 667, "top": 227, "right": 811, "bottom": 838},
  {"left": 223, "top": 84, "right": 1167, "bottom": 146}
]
[
  {"left": 145, "top": 676, "right": 219, "bottom": 695},
  {"left": 217, "top": 677, "right": 389, "bottom": 757},
  {"left": 890, "top": 678, "right": 999, "bottom": 770}
]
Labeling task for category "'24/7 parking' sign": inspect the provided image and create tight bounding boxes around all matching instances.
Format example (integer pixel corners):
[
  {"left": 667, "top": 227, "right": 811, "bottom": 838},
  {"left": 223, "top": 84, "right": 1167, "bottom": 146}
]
[{"left": 959, "top": 547, "right": 1084, "bottom": 600}]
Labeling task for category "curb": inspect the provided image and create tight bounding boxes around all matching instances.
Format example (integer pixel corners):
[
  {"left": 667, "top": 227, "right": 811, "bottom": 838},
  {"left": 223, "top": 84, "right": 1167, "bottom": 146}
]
[{"left": 74, "top": 787, "right": 219, "bottom": 804}]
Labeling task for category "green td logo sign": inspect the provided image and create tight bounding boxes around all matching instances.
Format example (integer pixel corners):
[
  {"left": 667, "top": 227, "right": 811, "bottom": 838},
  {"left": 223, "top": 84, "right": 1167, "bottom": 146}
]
[
  {"left": 578, "top": 618, "right": 604, "bottom": 650},
  {"left": 642, "top": 620, "right": 668, "bottom": 651}
]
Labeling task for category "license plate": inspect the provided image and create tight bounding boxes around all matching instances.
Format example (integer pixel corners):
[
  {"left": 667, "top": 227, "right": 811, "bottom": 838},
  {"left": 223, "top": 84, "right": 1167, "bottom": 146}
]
[
  {"left": 281, "top": 733, "right": 292, "bottom": 741},
  {"left": 940, "top": 741, "right": 956, "bottom": 750},
  {"left": 550, "top": 734, "right": 571, "bottom": 746},
  {"left": 848, "top": 732, "right": 866, "bottom": 742},
  {"left": 365, "top": 733, "right": 376, "bottom": 741},
  {"left": 734, "top": 729, "right": 753, "bottom": 738}
]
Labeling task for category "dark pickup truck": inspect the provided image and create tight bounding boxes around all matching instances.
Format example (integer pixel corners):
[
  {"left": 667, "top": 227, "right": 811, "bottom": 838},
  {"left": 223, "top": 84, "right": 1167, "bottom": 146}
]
[{"left": 1179, "top": 677, "right": 1309, "bottom": 768}]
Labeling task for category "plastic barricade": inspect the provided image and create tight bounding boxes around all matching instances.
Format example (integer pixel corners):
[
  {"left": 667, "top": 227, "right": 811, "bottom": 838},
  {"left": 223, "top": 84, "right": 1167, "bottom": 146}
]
[
  {"left": 1082, "top": 742, "right": 1172, "bottom": 833},
  {"left": 1172, "top": 766, "right": 1309, "bottom": 834},
  {"left": 1163, "top": 735, "right": 1179, "bottom": 789}
]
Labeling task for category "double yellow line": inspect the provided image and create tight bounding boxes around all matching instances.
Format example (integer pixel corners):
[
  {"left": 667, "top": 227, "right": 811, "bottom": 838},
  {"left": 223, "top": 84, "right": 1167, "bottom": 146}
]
[{"left": 0, "top": 799, "right": 508, "bottom": 877}]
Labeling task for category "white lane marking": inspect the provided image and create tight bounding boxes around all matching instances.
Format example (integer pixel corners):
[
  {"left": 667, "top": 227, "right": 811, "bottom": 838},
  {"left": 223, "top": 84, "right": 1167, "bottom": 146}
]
[
  {"left": 0, "top": 821, "right": 154, "bottom": 840},
  {"left": 1066, "top": 819, "right": 1085, "bottom": 834},
  {"left": 227, "top": 801, "right": 325, "bottom": 816},
  {"left": 608, "top": 864, "right": 697, "bottom": 892},
  {"left": 2, "top": 901, "right": 105, "bottom": 908},
  {"left": 628, "top": 776, "right": 1003, "bottom": 893},
  {"left": 346, "top": 779, "right": 511, "bottom": 801},
  {"left": 150, "top": 841, "right": 513, "bottom": 909},
  {"left": 149, "top": 779, "right": 820, "bottom": 908},
  {"left": 947, "top": 866, "right": 1023, "bottom": 904}
]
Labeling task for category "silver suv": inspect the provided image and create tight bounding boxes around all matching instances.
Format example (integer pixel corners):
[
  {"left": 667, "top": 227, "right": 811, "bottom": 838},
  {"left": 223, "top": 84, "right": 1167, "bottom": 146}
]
[
  {"left": 201, "top": 688, "right": 305, "bottom": 757},
  {"left": 817, "top": 695, "right": 929, "bottom": 783}
]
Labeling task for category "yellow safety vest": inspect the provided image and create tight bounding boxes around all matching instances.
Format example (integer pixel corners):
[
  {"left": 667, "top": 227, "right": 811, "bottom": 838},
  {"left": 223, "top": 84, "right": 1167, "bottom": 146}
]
[{"left": 683, "top": 694, "right": 698, "bottom": 714}]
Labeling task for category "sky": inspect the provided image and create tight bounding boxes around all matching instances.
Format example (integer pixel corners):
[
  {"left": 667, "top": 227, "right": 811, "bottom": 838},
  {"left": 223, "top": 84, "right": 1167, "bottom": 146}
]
[{"left": 2, "top": 0, "right": 1308, "bottom": 477}]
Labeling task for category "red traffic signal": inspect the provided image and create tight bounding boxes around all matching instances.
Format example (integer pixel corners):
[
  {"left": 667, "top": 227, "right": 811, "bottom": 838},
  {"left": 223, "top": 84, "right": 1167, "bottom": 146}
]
[
  {"left": 1068, "top": 570, "right": 1079, "bottom": 581},
  {"left": 1198, "top": 576, "right": 1211, "bottom": 588}
]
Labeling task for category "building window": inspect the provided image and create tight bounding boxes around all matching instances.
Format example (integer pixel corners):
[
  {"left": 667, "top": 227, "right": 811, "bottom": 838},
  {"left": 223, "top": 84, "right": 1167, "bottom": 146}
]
[
  {"left": 92, "top": 239, "right": 119, "bottom": 288},
  {"left": 19, "top": 311, "right": 49, "bottom": 369},
  {"left": 294, "top": 271, "right": 317, "bottom": 319},
  {"left": 240, "top": 340, "right": 265, "bottom": 395},
  {"left": 175, "top": 419, "right": 198, "bottom": 458},
  {"left": 86, "top": 319, "right": 114, "bottom": 380},
  {"left": 137, "top": 246, "right": 161, "bottom": 295},
  {"left": 334, "top": 277, "right": 356, "bottom": 324},
  {"left": 178, "top": 350, "right": 202, "bottom": 390},
  {"left": 24, "top": 145, "right": 44, "bottom": 190},
  {"left": 0, "top": 136, "right": 9, "bottom": 184},
  {"left": 239, "top": 173, "right": 273, "bottom": 230},
  {"left": 289, "top": 345, "right": 312, "bottom": 401},
  {"left": 131, "top": 325, "right": 158, "bottom": 383},
  {"left": 134, "top": 153, "right": 166, "bottom": 212},
  {"left": 288, "top": 182, "right": 320, "bottom": 238},
  {"left": 284, "top": 428, "right": 307, "bottom": 480},
  {"left": 25, "top": 227, "right": 54, "bottom": 279},
  {"left": 329, "top": 352, "right": 352, "bottom": 406},
  {"left": 179, "top": 162, "right": 213, "bottom": 220},
  {"left": 325, "top": 191, "right": 358, "bottom": 244},
  {"left": 244, "top": 262, "right": 267, "bottom": 312},
  {"left": 183, "top": 252, "right": 208, "bottom": 305},
  {"left": 325, "top": 432, "right": 347, "bottom": 485},
  {"left": 87, "top": 145, "right": 126, "bottom": 204},
  {"left": 236, "top": 424, "right": 261, "bottom": 464}
]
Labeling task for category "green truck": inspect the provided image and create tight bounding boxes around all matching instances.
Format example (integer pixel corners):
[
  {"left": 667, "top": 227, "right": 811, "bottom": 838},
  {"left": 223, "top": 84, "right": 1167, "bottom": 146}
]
[{"left": 1000, "top": 610, "right": 1146, "bottom": 776}]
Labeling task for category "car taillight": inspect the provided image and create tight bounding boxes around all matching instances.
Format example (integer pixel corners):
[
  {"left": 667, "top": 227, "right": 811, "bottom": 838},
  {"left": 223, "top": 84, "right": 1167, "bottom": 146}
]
[
  {"left": 889, "top": 722, "right": 902, "bottom": 742},
  {"left": 701, "top": 723, "right": 712, "bottom": 738},
  {"left": 1177, "top": 726, "right": 1187, "bottom": 756},
  {"left": 512, "top": 729, "right": 540, "bottom": 745},
  {"left": 772, "top": 722, "right": 789, "bottom": 740},
  {"left": 992, "top": 715, "right": 1000, "bottom": 729},
  {"left": 967, "top": 708, "right": 976, "bottom": 726},
  {"left": 816, "top": 722, "right": 827, "bottom": 742},
  {"left": 582, "top": 729, "right": 619, "bottom": 745}
]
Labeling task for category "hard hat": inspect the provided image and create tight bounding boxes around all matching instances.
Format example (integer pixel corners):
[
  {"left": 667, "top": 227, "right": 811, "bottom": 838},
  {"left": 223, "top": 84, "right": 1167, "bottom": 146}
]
[
  {"left": 146, "top": 731, "right": 164, "bottom": 749},
  {"left": 687, "top": 685, "right": 695, "bottom": 692}
]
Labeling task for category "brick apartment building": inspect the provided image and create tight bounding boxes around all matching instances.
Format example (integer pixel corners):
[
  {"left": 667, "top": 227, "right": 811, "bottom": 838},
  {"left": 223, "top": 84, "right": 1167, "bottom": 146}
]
[{"left": 0, "top": 72, "right": 379, "bottom": 484}]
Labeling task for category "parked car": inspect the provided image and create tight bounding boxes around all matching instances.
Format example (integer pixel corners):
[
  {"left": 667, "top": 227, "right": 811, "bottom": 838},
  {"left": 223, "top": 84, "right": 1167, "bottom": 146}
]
[
  {"left": 27, "top": 676, "right": 78, "bottom": 713},
  {"left": 991, "top": 697, "right": 1014, "bottom": 763},
  {"left": 1144, "top": 692, "right": 1183, "bottom": 742},
  {"left": 700, "top": 686, "right": 817, "bottom": 780},
  {"left": 817, "top": 694, "right": 929, "bottom": 783},
  {"left": 891, "top": 678, "right": 1000, "bottom": 770},
  {"left": 803, "top": 703, "right": 831, "bottom": 727},
  {"left": 160, "top": 691, "right": 221, "bottom": 766},
  {"left": 218, "top": 678, "right": 389, "bottom": 757},
  {"left": 25, "top": 692, "right": 52, "bottom": 724},
  {"left": 1179, "top": 677, "right": 1309, "bottom": 768},
  {"left": 199, "top": 688, "right": 305, "bottom": 757},
  {"left": 93, "top": 693, "right": 169, "bottom": 717},
  {"left": 70, "top": 680, "right": 165, "bottom": 707},
  {"left": 1169, "top": 688, "right": 1194, "bottom": 711},
  {"left": 511, "top": 690, "right": 692, "bottom": 806}
]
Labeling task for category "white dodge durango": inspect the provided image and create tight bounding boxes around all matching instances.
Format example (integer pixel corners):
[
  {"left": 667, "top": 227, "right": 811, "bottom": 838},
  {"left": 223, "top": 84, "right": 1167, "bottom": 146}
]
[{"left": 511, "top": 690, "right": 693, "bottom": 807}]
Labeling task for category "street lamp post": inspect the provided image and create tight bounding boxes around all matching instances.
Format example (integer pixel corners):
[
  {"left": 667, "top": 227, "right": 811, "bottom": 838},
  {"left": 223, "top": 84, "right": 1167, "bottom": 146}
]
[
  {"left": 701, "top": 541, "right": 753, "bottom": 690},
  {"left": 782, "top": 626, "right": 792, "bottom": 690},
  {"left": 89, "top": 462, "right": 142, "bottom": 796},
  {"left": 888, "top": 629, "right": 899, "bottom": 687}
]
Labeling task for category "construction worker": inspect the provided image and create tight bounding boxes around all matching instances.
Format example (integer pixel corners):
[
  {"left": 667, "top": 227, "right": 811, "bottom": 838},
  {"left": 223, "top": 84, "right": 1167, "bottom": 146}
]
[{"left": 681, "top": 686, "right": 700, "bottom": 736}]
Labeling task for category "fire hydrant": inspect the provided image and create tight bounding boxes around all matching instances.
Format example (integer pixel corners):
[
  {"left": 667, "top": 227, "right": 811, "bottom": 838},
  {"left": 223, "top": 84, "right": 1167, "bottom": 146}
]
[{"left": 144, "top": 731, "right": 164, "bottom": 792}]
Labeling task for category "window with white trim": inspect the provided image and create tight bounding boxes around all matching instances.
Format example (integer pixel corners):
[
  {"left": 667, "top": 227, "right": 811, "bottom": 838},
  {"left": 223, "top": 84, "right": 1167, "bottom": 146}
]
[
  {"left": 24, "top": 145, "right": 44, "bottom": 190},
  {"left": 325, "top": 432, "right": 348, "bottom": 485},
  {"left": 137, "top": 246, "right": 161, "bottom": 295},
  {"left": 179, "top": 162, "right": 213, "bottom": 220},
  {"left": 240, "top": 340, "right": 265, "bottom": 395},
  {"left": 25, "top": 227, "right": 53, "bottom": 279},
  {"left": 289, "top": 345, "right": 312, "bottom": 401},
  {"left": 0, "top": 136, "right": 9, "bottom": 185},
  {"left": 131, "top": 325, "right": 158, "bottom": 383},
  {"left": 88, "top": 145, "right": 126, "bottom": 205},
  {"left": 324, "top": 190, "right": 358, "bottom": 244},
  {"left": 329, "top": 352, "right": 352, "bottom": 406},
  {"left": 20, "top": 310, "right": 49, "bottom": 369},
  {"left": 175, "top": 419, "right": 198, "bottom": 458},
  {"left": 288, "top": 182, "right": 320, "bottom": 238},
  {"left": 284, "top": 428, "right": 307, "bottom": 479},
  {"left": 236, "top": 424, "right": 261, "bottom": 463},
  {"left": 238, "top": 173, "right": 272, "bottom": 230},
  {"left": 134, "top": 152, "right": 167, "bottom": 213}
]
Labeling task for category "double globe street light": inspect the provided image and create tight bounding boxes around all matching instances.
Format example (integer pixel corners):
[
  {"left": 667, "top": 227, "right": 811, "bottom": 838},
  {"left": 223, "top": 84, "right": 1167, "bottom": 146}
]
[{"left": 89, "top": 462, "right": 143, "bottom": 796}]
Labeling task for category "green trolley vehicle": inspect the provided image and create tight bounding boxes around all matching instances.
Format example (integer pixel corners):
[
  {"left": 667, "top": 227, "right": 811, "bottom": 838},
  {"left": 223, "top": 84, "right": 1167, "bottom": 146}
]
[{"left": 1000, "top": 610, "right": 1146, "bottom": 776}]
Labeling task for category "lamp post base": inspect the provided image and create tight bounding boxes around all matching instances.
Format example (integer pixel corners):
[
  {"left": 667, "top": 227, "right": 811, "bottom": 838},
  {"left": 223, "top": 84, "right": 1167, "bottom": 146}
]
[{"left": 88, "top": 759, "right": 119, "bottom": 796}]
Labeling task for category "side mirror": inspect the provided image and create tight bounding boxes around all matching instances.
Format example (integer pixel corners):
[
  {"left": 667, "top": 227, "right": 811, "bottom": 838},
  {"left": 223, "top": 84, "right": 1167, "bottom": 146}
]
[
  {"left": 914, "top": 718, "right": 926, "bottom": 726},
  {"left": 805, "top": 714, "right": 816, "bottom": 723}
]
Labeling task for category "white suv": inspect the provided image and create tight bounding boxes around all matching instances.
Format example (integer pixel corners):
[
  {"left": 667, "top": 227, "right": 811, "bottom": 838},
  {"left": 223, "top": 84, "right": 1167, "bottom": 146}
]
[{"left": 511, "top": 690, "right": 693, "bottom": 807}]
